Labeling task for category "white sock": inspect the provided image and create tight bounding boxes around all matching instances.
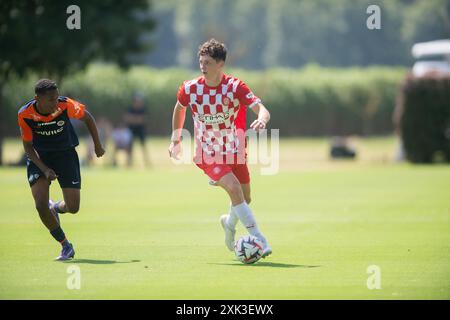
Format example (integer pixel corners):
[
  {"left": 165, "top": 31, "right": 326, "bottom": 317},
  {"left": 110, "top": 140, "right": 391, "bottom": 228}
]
[
  {"left": 226, "top": 204, "right": 239, "bottom": 230},
  {"left": 232, "top": 201, "right": 267, "bottom": 245}
]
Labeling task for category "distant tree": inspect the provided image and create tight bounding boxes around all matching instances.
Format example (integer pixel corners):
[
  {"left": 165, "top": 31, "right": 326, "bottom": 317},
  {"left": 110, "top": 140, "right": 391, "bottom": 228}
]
[
  {"left": 0, "top": 0, "right": 155, "bottom": 164},
  {"left": 401, "top": 0, "right": 450, "bottom": 42},
  {"left": 150, "top": 0, "right": 449, "bottom": 69}
]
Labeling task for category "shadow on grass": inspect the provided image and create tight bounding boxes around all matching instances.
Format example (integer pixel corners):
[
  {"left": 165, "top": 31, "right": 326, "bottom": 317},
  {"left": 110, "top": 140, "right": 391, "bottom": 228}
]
[
  {"left": 209, "top": 262, "right": 321, "bottom": 268},
  {"left": 62, "top": 259, "right": 141, "bottom": 265}
]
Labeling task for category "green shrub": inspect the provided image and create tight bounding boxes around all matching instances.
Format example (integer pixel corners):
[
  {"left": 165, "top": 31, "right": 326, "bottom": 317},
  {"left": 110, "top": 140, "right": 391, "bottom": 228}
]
[
  {"left": 401, "top": 75, "right": 450, "bottom": 163},
  {"left": 4, "top": 64, "right": 406, "bottom": 137}
]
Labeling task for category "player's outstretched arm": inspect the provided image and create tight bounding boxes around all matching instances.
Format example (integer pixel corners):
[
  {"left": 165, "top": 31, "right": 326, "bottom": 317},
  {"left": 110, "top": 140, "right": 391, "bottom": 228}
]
[
  {"left": 168, "top": 102, "right": 186, "bottom": 160},
  {"left": 250, "top": 103, "right": 270, "bottom": 132},
  {"left": 81, "top": 110, "right": 105, "bottom": 158}
]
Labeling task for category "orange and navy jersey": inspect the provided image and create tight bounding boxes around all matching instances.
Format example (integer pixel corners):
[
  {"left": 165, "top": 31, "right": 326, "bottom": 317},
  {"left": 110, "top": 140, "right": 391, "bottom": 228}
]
[{"left": 17, "top": 96, "right": 86, "bottom": 152}]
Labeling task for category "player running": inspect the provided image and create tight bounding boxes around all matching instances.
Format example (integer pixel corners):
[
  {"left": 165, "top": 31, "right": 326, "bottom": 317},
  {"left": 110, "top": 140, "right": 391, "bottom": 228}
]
[
  {"left": 168, "top": 39, "right": 272, "bottom": 258},
  {"left": 17, "top": 79, "right": 105, "bottom": 261}
]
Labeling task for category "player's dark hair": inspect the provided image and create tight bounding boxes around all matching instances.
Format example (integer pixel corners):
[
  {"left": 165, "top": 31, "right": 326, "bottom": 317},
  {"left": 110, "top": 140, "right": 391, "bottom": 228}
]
[
  {"left": 35, "top": 79, "right": 58, "bottom": 95},
  {"left": 198, "top": 39, "right": 227, "bottom": 62}
]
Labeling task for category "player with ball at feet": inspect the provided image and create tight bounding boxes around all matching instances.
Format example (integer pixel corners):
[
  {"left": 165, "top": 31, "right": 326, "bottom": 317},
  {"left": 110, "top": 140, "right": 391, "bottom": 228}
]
[{"left": 168, "top": 39, "right": 272, "bottom": 258}]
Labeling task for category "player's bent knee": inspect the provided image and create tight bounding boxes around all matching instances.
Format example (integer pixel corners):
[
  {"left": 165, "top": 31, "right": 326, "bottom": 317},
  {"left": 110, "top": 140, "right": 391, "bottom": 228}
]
[
  {"left": 68, "top": 206, "right": 80, "bottom": 214},
  {"left": 66, "top": 203, "right": 80, "bottom": 214}
]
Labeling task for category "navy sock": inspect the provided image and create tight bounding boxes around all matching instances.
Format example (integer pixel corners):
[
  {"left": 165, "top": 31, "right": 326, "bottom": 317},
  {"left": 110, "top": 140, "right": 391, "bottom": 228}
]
[{"left": 50, "top": 226, "right": 69, "bottom": 245}]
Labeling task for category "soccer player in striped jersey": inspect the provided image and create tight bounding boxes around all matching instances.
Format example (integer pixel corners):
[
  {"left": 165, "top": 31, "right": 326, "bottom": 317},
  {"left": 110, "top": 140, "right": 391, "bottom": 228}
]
[
  {"left": 169, "top": 39, "right": 272, "bottom": 258},
  {"left": 17, "top": 79, "right": 105, "bottom": 260}
]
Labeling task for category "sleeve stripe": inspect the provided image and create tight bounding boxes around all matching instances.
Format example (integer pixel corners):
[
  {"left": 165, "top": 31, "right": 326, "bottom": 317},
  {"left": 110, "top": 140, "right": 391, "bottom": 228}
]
[
  {"left": 248, "top": 99, "right": 261, "bottom": 109},
  {"left": 177, "top": 100, "right": 188, "bottom": 108}
]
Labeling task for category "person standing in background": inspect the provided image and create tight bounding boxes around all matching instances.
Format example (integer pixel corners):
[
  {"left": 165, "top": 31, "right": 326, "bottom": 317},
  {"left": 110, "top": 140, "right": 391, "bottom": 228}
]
[{"left": 125, "top": 93, "right": 150, "bottom": 167}]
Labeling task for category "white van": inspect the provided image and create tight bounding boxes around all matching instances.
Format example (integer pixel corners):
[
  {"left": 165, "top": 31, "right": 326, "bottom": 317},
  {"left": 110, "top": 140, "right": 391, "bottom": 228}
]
[{"left": 411, "top": 39, "right": 450, "bottom": 77}]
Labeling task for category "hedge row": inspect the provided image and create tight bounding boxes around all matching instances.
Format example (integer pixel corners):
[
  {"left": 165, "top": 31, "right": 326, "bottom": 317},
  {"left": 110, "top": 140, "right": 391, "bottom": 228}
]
[
  {"left": 400, "top": 75, "right": 450, "bottom": 163},
  {"left": 3, "top": 64, "right": 406, "bottom": 136}
]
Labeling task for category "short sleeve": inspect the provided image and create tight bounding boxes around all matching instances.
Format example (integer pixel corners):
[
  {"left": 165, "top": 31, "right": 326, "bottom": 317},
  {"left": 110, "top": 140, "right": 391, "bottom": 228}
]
[
  {"left": 66, "top": 98, "right": 86, "bottom": 119},
  {"left": 235, "top": 81, "right": 261, "bottom": 109},
  {"left": 177, "top": 83, "right": 189, "bottom": 107},
  {"left": 18, "top": 115, "right": 32, "bottom": 142}
]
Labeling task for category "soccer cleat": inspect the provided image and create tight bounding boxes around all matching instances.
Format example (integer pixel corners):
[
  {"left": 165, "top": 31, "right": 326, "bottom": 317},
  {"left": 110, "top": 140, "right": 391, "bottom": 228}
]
[
  {"left": 55, "top": 243, "right": 75, "bottom": 261},
  {"left": 261, "top": 245, "right": 272, "bottom": 258},
  {"left": 49, "top": 200, "right": 60, "bottom": 225},
  {"left": 257, "top": 236, "right": 272, "bottom": 259},
  {"left": 220, "top": 214, "right": 236, "bottom": 252}
]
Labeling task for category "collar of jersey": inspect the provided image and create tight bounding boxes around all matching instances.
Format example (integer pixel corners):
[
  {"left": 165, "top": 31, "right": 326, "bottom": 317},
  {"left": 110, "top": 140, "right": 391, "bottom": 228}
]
[
  {"left": 32, "top": 101, "right": 62, "bottom": 121},
  {"left": 202, "top": 73, "right": 226, "bottom": 89}
]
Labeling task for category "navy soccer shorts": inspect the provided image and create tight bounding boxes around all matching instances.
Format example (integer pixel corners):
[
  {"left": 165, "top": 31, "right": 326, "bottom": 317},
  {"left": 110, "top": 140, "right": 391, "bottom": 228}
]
[{"left": 27, "top": 148, "right": 81, "bottom": 189}]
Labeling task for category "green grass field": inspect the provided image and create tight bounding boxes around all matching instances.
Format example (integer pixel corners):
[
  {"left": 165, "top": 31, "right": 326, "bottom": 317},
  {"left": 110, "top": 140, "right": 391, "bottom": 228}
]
[{"left": 0, "top": 137, "right": 449, "bottom": 299}]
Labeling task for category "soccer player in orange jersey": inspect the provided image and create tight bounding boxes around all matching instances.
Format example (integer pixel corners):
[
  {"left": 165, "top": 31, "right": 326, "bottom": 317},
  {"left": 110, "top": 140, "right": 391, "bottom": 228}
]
[
  {"left": 169, "top": 39, "right": 272, "bottom": 258},
  {"left": 18, "top": 79, "right": 105, "bottom": 260}
]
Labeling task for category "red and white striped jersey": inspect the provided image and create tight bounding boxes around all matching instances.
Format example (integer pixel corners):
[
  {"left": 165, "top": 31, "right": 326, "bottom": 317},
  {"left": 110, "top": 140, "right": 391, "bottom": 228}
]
[{"left": 177, "top": 74, "right": 260, "bottom": 157}]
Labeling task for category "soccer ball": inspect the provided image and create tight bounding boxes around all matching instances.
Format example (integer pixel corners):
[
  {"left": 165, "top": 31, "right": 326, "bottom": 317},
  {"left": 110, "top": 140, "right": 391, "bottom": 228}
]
[{"left": 234, "top": 235, "right": 264, "bottom": 264}]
